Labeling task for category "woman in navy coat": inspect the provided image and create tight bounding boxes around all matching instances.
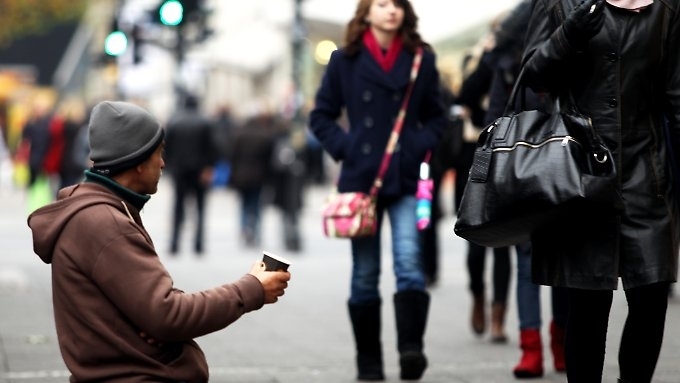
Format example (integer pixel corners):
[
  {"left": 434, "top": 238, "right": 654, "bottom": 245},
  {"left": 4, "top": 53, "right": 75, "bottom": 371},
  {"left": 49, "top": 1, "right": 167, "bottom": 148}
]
[{"left": 309, "top": 0, "right": 445, "bottom": 381}]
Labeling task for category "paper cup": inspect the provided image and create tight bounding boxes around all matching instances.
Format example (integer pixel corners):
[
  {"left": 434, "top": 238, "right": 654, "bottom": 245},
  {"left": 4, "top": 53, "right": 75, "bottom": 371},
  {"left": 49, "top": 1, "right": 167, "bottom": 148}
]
[{"left": 262, "top": 251, "right": 291, "bottom": 271}]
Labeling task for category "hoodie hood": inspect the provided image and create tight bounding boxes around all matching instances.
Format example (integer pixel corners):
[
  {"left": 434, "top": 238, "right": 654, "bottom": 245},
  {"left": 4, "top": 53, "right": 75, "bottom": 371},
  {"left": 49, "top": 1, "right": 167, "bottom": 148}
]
[{"left": 27, "top": 183, "right": 130, "bottom": 264}]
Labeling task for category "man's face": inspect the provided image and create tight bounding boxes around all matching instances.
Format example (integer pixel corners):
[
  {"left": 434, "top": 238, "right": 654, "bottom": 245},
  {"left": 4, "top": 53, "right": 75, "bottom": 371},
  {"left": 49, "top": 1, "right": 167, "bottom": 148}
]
[{"left": 137, "top": 143, "right": 165, "bottom": 195}]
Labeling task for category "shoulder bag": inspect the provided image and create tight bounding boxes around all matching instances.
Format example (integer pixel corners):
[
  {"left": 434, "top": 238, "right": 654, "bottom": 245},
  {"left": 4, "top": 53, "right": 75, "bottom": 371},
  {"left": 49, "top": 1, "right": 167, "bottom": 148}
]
[
  {"left": 322, "top": 47, "right": 423, "bottom": 238},
  {"left": 453, "top": 67, "right": 623, "bottom": 247}
]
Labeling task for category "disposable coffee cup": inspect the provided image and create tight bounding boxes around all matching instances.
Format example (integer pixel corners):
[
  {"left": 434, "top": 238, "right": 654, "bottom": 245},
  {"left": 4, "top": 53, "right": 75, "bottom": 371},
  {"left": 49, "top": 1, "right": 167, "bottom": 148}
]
[{"left": 262, "top": 251, "right": 291, "bottom": 271}]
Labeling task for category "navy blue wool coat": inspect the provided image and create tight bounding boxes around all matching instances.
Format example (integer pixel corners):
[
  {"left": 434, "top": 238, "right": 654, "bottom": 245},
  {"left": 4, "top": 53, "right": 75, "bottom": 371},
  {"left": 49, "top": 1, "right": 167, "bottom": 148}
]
[{"left": 309, "top": 46, "right": 446, "bottom": 197}]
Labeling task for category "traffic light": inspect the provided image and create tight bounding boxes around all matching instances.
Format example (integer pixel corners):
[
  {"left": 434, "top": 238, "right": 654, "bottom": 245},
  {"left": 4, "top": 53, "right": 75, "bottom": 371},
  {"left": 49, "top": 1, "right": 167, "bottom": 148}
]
[
  {"left": 102, "top": 17, "right": 143, "bottom": 64},
  {"left": 154, "top": 0, "right": 199, "bottom": 26},
  {"left": 104, "top": 31, "right": 128, "bottom": 56},
  {"left": 104, "top": 17, "right": 127, "bottom": 57},
  {"left": 159, "top": 0, "right": 183, "bottom": 26}
]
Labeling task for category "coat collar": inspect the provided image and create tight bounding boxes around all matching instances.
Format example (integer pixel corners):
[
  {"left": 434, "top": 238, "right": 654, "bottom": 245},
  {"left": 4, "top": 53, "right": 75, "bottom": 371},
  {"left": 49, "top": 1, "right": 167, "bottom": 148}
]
[{"left": 358, "top": 47, "right": 413, "bottom": 90}]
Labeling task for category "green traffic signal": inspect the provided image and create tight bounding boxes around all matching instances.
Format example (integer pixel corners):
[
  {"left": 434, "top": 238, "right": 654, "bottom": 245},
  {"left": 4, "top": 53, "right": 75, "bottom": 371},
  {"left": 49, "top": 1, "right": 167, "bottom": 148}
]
[
  {"left": 159, "top": 0, "right": 184, "bottom": 26},
  {"left": 104, "top": 31, "right": 128, "bottom": 56}
]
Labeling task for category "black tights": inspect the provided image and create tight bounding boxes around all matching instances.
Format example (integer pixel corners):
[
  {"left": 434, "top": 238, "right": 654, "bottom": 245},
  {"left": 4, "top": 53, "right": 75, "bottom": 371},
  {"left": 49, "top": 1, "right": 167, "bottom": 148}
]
[{"left": 565, "top": 283, "right": 669, "bottom": 383}]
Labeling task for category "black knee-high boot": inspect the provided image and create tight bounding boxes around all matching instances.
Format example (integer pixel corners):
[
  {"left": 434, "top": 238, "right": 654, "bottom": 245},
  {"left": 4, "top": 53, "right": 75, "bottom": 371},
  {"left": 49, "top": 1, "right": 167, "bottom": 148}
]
[
  {"left": 394, "top": 290, "right": 430, "bottom": 380},
  {"left": 348, "top": 300, "right": 384, "bottom": 381}
]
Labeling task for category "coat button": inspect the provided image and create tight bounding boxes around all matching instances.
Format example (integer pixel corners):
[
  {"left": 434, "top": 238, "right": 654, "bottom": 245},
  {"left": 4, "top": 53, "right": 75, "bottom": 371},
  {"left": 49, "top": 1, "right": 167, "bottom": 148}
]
[
  {"left": 393, "top": 92, "right": 401, "bottom": 102},
  {"left": 607, "top": 52, "right": 617, "bottom": 62},
  {"left": 608, "top": 98, "right": 618, "bottom": 108},
  {"left": 364, "top": 116, "right": 374, "bottom": 128},
  {"left": 363, "top": 90, "right": 372, "bottom": 102},
  {"left": 361, "top": 143, "right": 372, "bottom": 155}
]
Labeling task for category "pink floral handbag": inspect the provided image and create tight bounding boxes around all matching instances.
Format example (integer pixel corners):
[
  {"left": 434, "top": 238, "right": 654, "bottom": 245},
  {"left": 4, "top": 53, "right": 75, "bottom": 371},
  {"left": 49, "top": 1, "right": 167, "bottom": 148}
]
[
  {"left": 322, "top": 48, "right": 423, "bottom": 238},
  {"left": 322, "top": 192, "right": 377, "bottom": 238}
]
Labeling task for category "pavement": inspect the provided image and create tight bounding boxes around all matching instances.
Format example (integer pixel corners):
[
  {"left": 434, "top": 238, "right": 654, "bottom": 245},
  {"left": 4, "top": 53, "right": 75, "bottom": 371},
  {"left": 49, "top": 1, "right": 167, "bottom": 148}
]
[{"left": 1, "top": 176, "right": 680, "bottom": 383}]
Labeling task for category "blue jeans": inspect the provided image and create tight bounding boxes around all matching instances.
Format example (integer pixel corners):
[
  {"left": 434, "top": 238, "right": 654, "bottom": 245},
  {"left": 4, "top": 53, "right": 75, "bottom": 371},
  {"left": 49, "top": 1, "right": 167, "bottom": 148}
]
[
  {"left": 516, "top": 242, "right": 568, "bottom": 329},
  {"left": 349, "top": 195, "right": 425, "bottom": 304},
  {"left": 239, "top": 187, "right": 262, "bottom": 244}
]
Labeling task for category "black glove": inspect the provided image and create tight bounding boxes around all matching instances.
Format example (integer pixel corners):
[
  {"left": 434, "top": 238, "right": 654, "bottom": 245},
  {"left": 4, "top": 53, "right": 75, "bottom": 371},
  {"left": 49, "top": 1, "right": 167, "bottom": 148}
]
[{"left": 562, "top": 0, "right": 606, "bottom": 49}]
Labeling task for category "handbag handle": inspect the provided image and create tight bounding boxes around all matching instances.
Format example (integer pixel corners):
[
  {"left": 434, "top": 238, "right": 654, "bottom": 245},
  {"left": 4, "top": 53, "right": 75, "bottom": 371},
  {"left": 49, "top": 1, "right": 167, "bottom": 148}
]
[
  {"left": 504, "top": 61, "right": 584, "bottom": 117},
  {"left": 368, "top": 46, "right": 424, "bottom": 197},
  {"left": 501, "top": 65, "right": 609, "bottom": 157}
]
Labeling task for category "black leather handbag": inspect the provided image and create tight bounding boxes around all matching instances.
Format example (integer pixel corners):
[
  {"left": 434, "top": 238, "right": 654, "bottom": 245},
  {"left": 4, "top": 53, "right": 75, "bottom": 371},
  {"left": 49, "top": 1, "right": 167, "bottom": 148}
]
[{"left": 454, "top": 72, "right": 622, "bottom": 248}]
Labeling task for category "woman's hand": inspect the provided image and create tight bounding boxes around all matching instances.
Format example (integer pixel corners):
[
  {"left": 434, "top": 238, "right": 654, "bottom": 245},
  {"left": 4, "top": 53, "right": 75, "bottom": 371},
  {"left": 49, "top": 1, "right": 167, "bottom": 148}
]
[{"left": 563, "top": 0, "right": 606, "bottom": 49}]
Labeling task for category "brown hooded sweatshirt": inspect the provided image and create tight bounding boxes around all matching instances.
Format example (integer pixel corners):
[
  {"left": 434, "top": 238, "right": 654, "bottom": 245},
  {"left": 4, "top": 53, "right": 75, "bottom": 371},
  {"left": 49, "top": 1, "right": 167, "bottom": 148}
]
[{"left": 28, "top": 178, "right": 264, "bottom": 382}]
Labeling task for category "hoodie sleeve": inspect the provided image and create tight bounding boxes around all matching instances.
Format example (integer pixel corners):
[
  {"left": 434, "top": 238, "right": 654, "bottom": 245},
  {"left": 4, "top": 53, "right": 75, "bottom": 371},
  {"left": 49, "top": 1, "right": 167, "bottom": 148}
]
[{"left": 91, "top": 225, "right": 264, "bottom": 341}]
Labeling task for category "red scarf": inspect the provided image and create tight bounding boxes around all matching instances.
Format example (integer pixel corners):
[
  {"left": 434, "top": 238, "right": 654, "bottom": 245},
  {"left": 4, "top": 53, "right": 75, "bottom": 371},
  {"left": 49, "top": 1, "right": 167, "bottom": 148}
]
[{"left": 362, "top": 29, "right": 403, "bottom": 72}]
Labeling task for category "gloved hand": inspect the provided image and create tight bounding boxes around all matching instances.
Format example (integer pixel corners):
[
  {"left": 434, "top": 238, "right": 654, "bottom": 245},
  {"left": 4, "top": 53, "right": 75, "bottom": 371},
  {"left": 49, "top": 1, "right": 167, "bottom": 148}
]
[{"left": 562, "top": 0, "right": 606, "bottom": 49}]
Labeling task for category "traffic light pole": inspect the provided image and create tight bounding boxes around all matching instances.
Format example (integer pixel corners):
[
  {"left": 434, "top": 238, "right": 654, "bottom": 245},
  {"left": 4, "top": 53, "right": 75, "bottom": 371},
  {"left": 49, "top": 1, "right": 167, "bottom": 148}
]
[
  {"left": 175, "top": 26, "right": 185, "bottom": 63},
  {"left": 291, "top": 0, "right": 304, "bottom": 122}
]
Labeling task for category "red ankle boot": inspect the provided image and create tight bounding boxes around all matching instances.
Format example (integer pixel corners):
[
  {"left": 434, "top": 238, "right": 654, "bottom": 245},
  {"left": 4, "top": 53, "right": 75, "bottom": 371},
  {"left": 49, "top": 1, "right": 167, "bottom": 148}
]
[
  {"left": 550, "top": 321, "right": 566, "bottom": 372},
  {"left": 513, "top": 328, "right": 543, "bottom": 378}
]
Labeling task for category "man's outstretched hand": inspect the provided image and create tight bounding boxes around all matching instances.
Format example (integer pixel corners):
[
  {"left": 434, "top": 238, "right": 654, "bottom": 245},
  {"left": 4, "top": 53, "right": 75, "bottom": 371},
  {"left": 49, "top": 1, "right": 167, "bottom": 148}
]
[{"left": 250, "top": 261, "right": 291, "bottom": 304}]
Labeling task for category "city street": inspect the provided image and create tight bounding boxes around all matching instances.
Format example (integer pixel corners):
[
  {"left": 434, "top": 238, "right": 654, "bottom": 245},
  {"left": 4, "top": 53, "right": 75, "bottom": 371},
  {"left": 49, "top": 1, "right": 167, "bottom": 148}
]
[{"left": 1, "top": 178, "right": 680, "bottom": 383}]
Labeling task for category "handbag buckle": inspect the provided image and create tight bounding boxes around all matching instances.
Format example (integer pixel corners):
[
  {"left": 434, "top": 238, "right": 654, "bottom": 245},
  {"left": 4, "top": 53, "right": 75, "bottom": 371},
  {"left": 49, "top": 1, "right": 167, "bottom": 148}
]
[{"left": 593, "top": 152, "right": 608, "bottom": 164}]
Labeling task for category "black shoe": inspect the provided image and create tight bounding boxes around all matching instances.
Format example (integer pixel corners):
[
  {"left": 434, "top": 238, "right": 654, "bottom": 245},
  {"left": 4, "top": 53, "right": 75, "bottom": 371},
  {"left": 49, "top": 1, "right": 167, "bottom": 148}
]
[
  {"left": 400, "top": 350, "right": 427, "bottom": 380},
  {"left": 357, "top": 355, "right": 385, "bottom": 381}
]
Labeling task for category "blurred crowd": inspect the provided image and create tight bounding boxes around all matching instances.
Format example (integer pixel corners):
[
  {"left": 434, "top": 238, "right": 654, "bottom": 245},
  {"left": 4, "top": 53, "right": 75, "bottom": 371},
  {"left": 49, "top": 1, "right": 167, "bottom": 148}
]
[{"left": 0, "top": 90, "right": 326, "bottom": 254}]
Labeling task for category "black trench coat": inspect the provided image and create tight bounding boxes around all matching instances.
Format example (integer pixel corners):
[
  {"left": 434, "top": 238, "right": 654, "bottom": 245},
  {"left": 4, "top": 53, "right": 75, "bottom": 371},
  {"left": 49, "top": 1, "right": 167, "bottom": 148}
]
[{"left": 521, "top": 0, "right": 680, "bottom": 290}]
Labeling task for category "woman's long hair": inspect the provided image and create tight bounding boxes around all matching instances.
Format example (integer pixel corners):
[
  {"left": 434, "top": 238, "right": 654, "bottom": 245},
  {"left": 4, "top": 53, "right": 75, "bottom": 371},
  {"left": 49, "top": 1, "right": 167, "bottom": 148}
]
[{"left": 343, "top": 0, "right": 430, "bottom": 56}]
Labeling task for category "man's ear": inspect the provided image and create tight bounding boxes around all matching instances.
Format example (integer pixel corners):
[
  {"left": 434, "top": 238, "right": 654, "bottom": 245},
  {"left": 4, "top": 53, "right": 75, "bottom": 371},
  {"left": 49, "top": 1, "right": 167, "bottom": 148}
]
[{"left": 134, "top": 163, "right": 146, "bottom": 174}]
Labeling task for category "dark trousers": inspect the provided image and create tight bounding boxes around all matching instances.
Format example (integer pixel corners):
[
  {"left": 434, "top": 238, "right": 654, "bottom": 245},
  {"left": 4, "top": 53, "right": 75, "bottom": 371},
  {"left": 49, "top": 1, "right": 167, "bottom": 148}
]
[
  {"left": 170, "top": 171, "right": 207, "bottom": 254},
  {"left": 467, "top": 243, "right": 511, "bottom": 304},
  {"left": 565, "top": 283, "right": 669, "bottom": 383},
  {"left": 419, "top": 162, "right": 445, "bottom": 285}
]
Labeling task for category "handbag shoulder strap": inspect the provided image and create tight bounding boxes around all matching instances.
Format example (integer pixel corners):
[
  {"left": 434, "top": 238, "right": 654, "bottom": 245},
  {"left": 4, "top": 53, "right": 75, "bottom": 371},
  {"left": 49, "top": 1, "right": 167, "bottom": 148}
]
[{"left": 369, "top": 46, "right": 424, "bottom": 197}]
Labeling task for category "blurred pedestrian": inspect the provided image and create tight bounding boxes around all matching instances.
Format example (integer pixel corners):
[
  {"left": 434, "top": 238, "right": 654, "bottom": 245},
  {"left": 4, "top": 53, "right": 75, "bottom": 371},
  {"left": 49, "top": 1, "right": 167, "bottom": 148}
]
[
  {"left": 0, "top": 121, "right": 9, "bottom": 190},
  {"left": 419, "top": 81, "right": 458, "bottom": 287},
  {"left": 309, "top": 0, "right": 446, "bottom": 380},
  {"left": 474, "top": 1, "right": 571, "bottom": 377},
  {"left": 27, "top": 100, "right": 290, "bottom": 381},
  {"left": 211, "top": 104, "right": 236, "bottom": 188},
  {"left": 521, "top": 0, "right": 679, "bottom": 382},
  {"left": 164, "top": 95, "right": 218, "bottom": 255},
  {"left": 20, "top": 94, "right": 58, "bottom": 211},
  {"left": 227, "top": 105, "right": 278, "bottom": 248},
  {"left": 55, "top": 97, "right": 88, "bottom": 188},
  {"left": 513, "top": 242, "right": 568, "bottom": 378},
  {"left": 20, "top": 95, "right": 54, "bottom": 188},
  {"left": 269, "top": 120, "right": 306, "bottom": 252},
  {"left": 453, "top": 18, "right": 512, "bottom": 343}
]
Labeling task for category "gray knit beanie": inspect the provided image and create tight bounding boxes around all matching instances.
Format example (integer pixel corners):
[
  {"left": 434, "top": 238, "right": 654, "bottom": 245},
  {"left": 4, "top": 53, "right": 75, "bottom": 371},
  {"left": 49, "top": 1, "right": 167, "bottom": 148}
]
[{"left": 88, "top": 101, "right": 164, "bottom": 176}]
